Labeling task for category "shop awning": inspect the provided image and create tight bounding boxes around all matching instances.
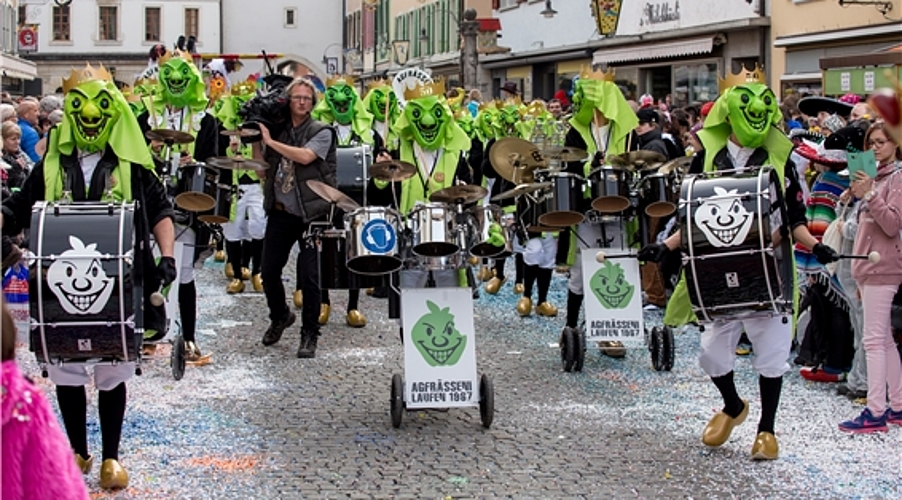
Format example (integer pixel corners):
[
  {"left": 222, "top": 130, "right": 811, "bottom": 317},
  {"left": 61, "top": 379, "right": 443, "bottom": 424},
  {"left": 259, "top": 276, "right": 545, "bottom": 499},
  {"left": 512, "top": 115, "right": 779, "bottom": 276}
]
[
  {"left": 592, "top": 37, "right": 714, "bottom": 65},
  {"left": 0, "top": 53, "right": 38, "bottom": 80},
  {"left": 780, "top": 72, "right": 821, "bottom": 82},
  {"left": 774, "top": 22, "right": 901, "bottom": 48}
]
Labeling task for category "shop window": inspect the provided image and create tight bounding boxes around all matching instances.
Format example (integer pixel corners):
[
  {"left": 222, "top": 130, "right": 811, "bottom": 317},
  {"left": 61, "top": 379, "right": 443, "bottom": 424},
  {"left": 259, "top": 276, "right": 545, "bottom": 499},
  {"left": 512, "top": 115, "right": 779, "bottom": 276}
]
[
  {"left": 184, "top": 8, "right": 199, "bottom": 40},
  {"left": 673, "top": 62, "right": 718, "bottom": 107},
  {"left": 145, "top": 7, "right": 161, "bottom": 42},
  {"left": 285, "top": 8, "right": 297, "bottom": 28}
]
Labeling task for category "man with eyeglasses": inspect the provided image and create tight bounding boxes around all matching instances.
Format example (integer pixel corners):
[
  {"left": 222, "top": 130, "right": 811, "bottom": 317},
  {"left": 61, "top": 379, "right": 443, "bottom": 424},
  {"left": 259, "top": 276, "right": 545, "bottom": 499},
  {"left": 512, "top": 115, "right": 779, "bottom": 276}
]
[{"left": 254, "top": 77, "right": 337, "bottom": 358}]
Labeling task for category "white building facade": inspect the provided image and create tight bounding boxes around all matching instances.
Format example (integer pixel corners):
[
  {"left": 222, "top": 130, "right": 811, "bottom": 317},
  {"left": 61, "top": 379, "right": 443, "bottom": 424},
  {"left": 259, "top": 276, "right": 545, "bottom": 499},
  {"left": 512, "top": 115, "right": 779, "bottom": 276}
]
[{"left": 1, "top": 0, "right": 39, "bottom": 96}]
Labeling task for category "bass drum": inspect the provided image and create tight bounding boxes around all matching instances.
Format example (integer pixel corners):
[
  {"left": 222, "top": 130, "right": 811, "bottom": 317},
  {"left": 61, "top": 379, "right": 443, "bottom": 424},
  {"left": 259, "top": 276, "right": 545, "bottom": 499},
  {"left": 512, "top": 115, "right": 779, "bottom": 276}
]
[
  {"left": 679, "top": 166, "right": 793, "bottom": 322},
  {"left": 28, "top": 202, "right": 141, "bottom": 364}
]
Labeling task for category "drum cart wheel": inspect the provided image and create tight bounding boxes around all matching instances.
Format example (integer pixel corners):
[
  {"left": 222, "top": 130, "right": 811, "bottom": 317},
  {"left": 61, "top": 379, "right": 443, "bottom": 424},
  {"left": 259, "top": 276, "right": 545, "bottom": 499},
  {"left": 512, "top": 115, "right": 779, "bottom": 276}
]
[
  {"left": 559, "top": 327, "right": 576, "bottom": 372},
  {"left": 171, "top": 334, "right": 186, "bottom": 380},
  {"left": 573, "top": 327, "right": 586, "bottom": 373},
  {"left": 390, "top": 373, "right": 405, "bottom": 428},
  {"left": 649, "top": 326, "right": 675, "bottom": 372},
  {"left": 479, "top": 373, "right": 494, "bottom": 429}
]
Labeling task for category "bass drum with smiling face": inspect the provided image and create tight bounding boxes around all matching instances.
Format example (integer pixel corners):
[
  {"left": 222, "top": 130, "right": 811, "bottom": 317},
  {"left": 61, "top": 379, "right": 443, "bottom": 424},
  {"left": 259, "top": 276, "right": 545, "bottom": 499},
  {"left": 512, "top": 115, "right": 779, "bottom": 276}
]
[{"left": 678, "top": 166, "right": 793, "bottom": 323}]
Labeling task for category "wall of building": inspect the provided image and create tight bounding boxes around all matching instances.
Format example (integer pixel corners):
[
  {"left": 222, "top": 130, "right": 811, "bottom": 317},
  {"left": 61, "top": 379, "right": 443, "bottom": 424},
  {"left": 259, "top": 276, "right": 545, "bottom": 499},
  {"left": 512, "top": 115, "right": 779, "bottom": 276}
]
[{"left": 1, "top": 0, "right": 18, "bottom": 55}]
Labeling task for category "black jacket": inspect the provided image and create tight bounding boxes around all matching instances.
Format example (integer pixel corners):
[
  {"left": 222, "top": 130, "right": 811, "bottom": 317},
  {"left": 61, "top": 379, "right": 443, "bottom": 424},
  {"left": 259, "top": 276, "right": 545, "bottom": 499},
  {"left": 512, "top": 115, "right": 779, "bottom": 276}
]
[{"left": 636, "top": 128, "right": 671, "bottom": 161}]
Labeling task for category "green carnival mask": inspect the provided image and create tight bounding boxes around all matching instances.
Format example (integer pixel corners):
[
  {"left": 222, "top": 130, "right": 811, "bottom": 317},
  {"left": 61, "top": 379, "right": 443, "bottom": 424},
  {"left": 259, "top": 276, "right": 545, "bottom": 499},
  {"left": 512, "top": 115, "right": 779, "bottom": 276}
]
[
  {"left": 495, "top": 104, "right": 521, "bottom": 138},
  {"left": 571, "top": 79, "right": 602, "bottom": 126},
  {"left": 455, "top": 112, "right": 476, "bottom": 139},
  {"left": 366, "top": 86, "right": 397, "bottom": 123},
  {"left": 405, "top": 96, "right": 450, "bottom": 150},
  {"left": 160, "top": 58, "right": 199, "bottom": 108},
  {"left": 725, "top": 83, "right": 779, "bottom": 149},
  {"left": 64, "top": 80, "right": 121, "bottom": 153},
  {"left": 325, "top": 82, "right": 358, "bottom": 126},
  {"left": 589, "top": 261, "right": 634, "bottom": 309},
  {"left": 411, "top": 300, "right": 467, "bottom": 367},
  {"left": 475, "top": 107, "right": 498, "bottom": 141}
]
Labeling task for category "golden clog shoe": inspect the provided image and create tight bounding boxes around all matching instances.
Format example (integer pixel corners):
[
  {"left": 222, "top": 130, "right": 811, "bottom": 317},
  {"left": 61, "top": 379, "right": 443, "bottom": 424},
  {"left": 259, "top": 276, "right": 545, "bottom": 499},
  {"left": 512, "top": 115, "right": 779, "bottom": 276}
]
[
  {"left": 516, "top": 297, "right": 533, "bottom": 317},
  {"left": 75, "top": 453, "right": 93, "bottom": 474},
  {"left": 536, "top": 302, "right": 558, "bottom": 317},
  {"left": 224, "top": 262, "right": 234, "bottom": 279},
  {"left": 214, "top": 250, "right": 226, "bottom": 262},
  {"left": 478, "top": 266, "right": 493, "bottom": 282},
  {"left": 485, "top": 277, "right": 505, "bottom": 295},
  {"left": 750, "top": 431, "right": 779, "bottom": 460},
  {"left": 99, "top": 459, "right": 129, "bottom": 490},
  {"left": 599, "top": 340, "right": 626, "bottom": 358},
  {"left": 226, "top": 279, "right": 245, "bottom": 294},
  {"left": 240, "top": 267, "right": 252, "bottom": 281},
  {"left": 702, "top": 399, "right": 749, "bottom": 447},
  {"left": 467, "top": 256, "right": 480, "bottom": 266},
  {"left": 251, "top": 274, "right": 264, "bottom": 292},
  {"left": 318, "top": 304, "right": 331, "bottom": 325},
  {"left": 293, "top": 290, "right": 303, "bottom": 308},
  {"left": 346, "top": 310, "right": 367, "bottom": 328},
  {"left": 365, "top": 288, "right": 375, "bottom": 296},
  {"left": 513, "top": 283, "right": 524, "bottom": 295}
]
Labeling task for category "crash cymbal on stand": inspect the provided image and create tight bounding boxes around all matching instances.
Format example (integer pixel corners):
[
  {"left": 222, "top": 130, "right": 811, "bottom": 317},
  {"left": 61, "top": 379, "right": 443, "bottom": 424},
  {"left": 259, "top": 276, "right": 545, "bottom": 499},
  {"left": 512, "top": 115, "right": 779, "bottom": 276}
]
[
  {"left": 146, "top": 129, "right": 195, "bottom": 144},
  {"left": 220, "top": 128, "right": 261, "bottom": 138},
  {"left": 430, "top": 184, "right": 488, "bottom": 204},
  {"left": 306, "top": 180, "right": 361, "bottom": 213},
  {"left": 491, "top": 182, "right": 552, "bottom": 202},
  {"left": 369, "top": 160, "right": 417, "bottom": 182},
  {"left": 607, "top": 150, "right": 666, "bottom": 167},
  {"left": 489, "top": 137, "right": 547, "bottom": 183},
  {"left": 207, "top": 156, "right": 270, "bottom": 171},
  {"left": 658, "top": 156, "right": 694, "bottom": 175},
  {"left": 543, "top": 146, "right": 588, "bottom": 162}
]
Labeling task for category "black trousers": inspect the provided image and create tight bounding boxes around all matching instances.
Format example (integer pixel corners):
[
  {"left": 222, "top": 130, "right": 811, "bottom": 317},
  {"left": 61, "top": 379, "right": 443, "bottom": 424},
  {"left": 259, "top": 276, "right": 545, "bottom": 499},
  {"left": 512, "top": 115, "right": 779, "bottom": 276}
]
[{"left": 262, "top": 210, "right": 321, "bottom": 332}]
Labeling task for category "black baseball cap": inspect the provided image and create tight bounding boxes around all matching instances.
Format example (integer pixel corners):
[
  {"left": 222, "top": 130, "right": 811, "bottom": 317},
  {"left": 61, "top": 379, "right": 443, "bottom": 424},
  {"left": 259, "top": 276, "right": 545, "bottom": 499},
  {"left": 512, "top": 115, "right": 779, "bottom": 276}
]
[{"left": 637, "top": 108, "right": 659, "bottom": 124}]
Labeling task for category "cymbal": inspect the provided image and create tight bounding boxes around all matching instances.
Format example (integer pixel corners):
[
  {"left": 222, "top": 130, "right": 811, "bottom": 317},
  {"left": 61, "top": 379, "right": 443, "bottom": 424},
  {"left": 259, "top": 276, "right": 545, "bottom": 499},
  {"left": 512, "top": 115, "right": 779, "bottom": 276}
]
[
  {"left": 369, "top": 160, "right": 417, "bottom": 182},
  {"left": 543, "top": 146, "right": 588, "bottom": 162},
  {"left": 207, "top": 156, "right": 270, "bottom": 171},
  {"left": 146, "top": 129, "right": 195, "bottom": 145},
  {"left": 658, "top": 156, "right": 694, "bottom": 175},
  {"left": 489, "top": 137, "right": 547, "bottom": 184},
  {"left": 430, "top": 184, "right": 488, "bottom": 204},
  {"left": 306, "top": 180, "right": 361, "bottom": 213},
  {"left": 607, "top": 150, "right": 667, "bottom": 167},
  {"left": 491, "top": 182, "right": 552, "bottom": 202},
  {"left": 220, "top": 128, "right": 261, "bottom": 138}
]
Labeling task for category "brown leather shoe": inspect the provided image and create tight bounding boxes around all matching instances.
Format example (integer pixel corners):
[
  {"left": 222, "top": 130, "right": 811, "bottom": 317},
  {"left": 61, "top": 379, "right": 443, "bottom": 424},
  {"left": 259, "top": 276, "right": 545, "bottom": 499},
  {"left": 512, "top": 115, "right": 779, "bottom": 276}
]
[
  {"left": 485, "top": 276, "right": 505, "bottom": 294},
  {"left": 75, "top": 453, "right": 93, "bottom": 474},
  {"left": 251, "top": 274, "right": 264, "bottom": 292},
  {"left": 346, "top": 310, "right": 367, "bottom": 328},
  {"left": 318, "top": 304, "right": 331, "bottom": 325},
  {"left": 293, "top": 290, "right": 303, "bottom": 308},
  {"left": 750, "top": 431, "right": 779, "bottom": 460},
  {"left": 702, "top": 399, "right": 749, "bottom": 447},
  {"left": 226, "top": 279, "right": 245, "bottom": 294},
  {"left": 599, "top": 340, "right": 626, "bottom": 358},
  {"left": 536, "top": 301, "right": 558, "bottom": 317},
  {"left": 99, "top": 459, "right": 129, "bottom": 490},
  {"left": 516, "top": 297, "right": 533, "bottom": 317}
]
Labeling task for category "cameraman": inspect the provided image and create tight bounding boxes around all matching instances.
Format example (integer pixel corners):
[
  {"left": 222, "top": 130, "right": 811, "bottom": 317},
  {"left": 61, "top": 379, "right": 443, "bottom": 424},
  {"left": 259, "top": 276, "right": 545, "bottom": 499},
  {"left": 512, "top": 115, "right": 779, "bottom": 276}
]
[{"left": 254, "top": 77, "right": 337, "bottom": 359}]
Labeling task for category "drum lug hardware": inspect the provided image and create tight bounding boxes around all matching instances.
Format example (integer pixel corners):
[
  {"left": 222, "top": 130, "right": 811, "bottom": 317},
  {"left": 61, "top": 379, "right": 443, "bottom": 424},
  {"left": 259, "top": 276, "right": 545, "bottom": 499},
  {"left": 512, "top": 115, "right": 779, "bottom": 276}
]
[
  {"left": 781, "top": 316, "right": 788, "bottom": 324},
  {"left": 698, "top": 324, "right": 705, "bottom": 332},
  {"left": 107, "top": 203, "right": 114, "bottom": 216}
]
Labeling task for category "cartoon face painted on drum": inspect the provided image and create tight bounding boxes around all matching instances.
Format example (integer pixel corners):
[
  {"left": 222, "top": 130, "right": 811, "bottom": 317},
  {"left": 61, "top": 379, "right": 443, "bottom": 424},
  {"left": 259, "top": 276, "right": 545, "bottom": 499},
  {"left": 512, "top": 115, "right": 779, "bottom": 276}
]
[
  {"left": 590, "top": 261, "right": 634, "bottom": 309},
  {"left": 725, "top": 83, "right": 779, "bottom": 149},
  {"left": 411, "top": 300, "right": 467, "bottom": 367},
  {"left": 64, "top": 80, "right": 122, "bottom": 152},
  {"left": 695, "top": 186, "right": 754, "bottom": 247},
  {"left": 47, "top": 236, "right": 114, "bottom": 315},
  {"left": 405, "top": 95, "right": 450, "bottom": 150},
  {"left": 325, "top": 82, "right": 358, "bottom": 126}
]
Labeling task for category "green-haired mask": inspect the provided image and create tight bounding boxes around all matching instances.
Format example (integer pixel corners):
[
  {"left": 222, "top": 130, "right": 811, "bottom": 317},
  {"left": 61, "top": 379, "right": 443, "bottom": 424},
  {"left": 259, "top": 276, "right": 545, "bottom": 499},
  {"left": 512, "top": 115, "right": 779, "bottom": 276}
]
[
  {"left": 64, "top": 80, "right": 122, "bottom": 153},
  {"left": 411, "top": 300, "right": 467, "bottom": 367},
  {"left": 724, "top": 83, "right": 779, "bottom": 149},
  {"left": 366, "top": 86, "right": 397, "bottom": 123},
  {"left": 405, "top": 95, "right": 450, "bottom": 150},
  {"left": 325, "top": 82, "right": 359, "bottom": 126},
  {"left": 160, "top": 58, "right": 202, "bottom": 109},
  {"left": 571, "top": 79, "right": 602, "bottom": 126}
]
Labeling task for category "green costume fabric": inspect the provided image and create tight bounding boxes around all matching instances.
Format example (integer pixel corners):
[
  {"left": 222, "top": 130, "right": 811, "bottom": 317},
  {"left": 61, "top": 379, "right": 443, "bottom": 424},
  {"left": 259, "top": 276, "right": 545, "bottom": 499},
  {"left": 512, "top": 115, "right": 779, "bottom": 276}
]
[
  {"left": 363, "top": 84, "right": 400, "bottom": 149},
  {"left": 474, "top": 105, "right": 498, "bottom": 144},
  {"left": 313, "top": 81, "right": 373, "bottom": 145},
  {"left": 568, "top": 78, "right": 637, "bottom": 171},
  {"left": 494, "top": 101, "right": 524, "bottom": 139}
]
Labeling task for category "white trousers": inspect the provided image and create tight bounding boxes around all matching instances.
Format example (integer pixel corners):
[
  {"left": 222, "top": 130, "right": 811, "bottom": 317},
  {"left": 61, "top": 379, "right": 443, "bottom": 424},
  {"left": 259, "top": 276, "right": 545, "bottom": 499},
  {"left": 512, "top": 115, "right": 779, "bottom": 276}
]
[
  {"left": 568, "top": 221, "right": 626, "bottom": 295},
  {"left": 174, "top": 224, "right": 195, "bottom": 284},
  {"left": 222, "top": 184, "right": 267, "bottom": 241},
  {"left": 48, "top": 363, "right": 134, "bottom": 390},
  {"left": 523, "top": 234, "right": 557, "bottom": 269},
  {"left": 699, "top": 315, "right": 792, "bottom": 378}
]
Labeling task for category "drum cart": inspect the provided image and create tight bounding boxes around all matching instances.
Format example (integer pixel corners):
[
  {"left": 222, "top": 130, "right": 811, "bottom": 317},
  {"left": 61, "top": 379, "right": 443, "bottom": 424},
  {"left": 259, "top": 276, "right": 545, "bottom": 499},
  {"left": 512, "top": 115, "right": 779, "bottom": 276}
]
[{"left": 145, "top": 239, "right": 189, "bottom": 381}]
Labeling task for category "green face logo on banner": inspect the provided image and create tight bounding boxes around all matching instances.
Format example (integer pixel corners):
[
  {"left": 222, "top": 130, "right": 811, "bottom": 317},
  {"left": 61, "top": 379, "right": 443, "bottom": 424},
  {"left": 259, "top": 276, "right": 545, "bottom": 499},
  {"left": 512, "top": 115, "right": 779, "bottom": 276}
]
[
  {"left": 411, "top": 300, "right": 467, "bottom": 367},
  {"left": 589, "top": 261, "right": 634, "bottom": 309}
]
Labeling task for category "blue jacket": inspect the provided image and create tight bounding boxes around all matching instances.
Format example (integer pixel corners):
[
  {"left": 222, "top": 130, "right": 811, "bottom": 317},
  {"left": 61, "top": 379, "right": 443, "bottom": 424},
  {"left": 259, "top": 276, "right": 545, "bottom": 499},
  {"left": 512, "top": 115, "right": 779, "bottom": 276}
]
[{"left": 17, "top": 119, "right": 40, "bottom": 163}]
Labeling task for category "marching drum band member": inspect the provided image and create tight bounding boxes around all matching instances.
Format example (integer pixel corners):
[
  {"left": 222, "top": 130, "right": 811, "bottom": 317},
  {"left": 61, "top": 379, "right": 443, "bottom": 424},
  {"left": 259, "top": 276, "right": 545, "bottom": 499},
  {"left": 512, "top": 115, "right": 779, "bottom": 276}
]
[
  {"left": 639, "top": 66, "right": 838, "bottom": 460},
  {"left": 2, "top": 65, "right": 176, "bottom": 489},
  {"left": 138, "top": 50, "right": 226, "bottom": 362}
]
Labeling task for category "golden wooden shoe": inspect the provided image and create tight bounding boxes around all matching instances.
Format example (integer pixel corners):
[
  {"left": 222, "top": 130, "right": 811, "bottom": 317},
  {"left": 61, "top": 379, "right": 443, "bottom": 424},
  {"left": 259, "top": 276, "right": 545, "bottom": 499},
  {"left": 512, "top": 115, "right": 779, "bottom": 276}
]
[
  {"left": 251, "top": 274, "right": 264, "bottom": 292},
  {"left": 240, "top": 267, "right": 252, "bottom": 281},
  {"left": 293, "top": 290, "right": 304, "bottom": 308},
  {"left": 485, "top": 277, "right": 505, "bottom": 294},
  {"left": 702, "top": 399, "right": 749, "bottom": 447},
  {"left": 318, "top": 304, "right": 331, "bottom": 325},
  {"left": 224, "top": 262, "right": 234, "bottom": 279},
  {"left": 214, "top": 250, "right": 226, "bottom": 262},
  {"left": 478, "top": 266, "right": 493, "bottom": 282},
  {"left": 751, "top": 431, "right": 779, "bottom": 460},
  {"left": 513, "top": 283, "right": 524, "bottom": 295},
  {"left": 517, "top": 297, "right": 533, "bottom": 317},
  {"left": 346, "top": 310, "right": 367, "bottom": 328},
  {"left": 599, "top": 340, "right": 627, "bottom": 358},
  {"left": 536, "top": 301, "right": 558, "bottom": 317},
  {"left": 365, "top": 288, "right": 375, "bottom": 296},
  {"left": 226, "top": 279, "right": 245, "bottom": 294},
  {"left": 467, "top": 256, "right": 480, "bottom": 266},
  {"left": 99, "top": 459, "right": 129, "bottom": 490},
  {"left": 75, "top": 453, "right": 93, "bottom": 474}
]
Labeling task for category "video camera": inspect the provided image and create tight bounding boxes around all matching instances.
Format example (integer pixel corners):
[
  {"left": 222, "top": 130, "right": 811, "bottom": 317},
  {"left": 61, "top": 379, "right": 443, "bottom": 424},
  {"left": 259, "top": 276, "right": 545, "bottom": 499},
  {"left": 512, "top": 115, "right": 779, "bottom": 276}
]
[{"left": 238, "top": 74, "right": 294, "bottom": 142}]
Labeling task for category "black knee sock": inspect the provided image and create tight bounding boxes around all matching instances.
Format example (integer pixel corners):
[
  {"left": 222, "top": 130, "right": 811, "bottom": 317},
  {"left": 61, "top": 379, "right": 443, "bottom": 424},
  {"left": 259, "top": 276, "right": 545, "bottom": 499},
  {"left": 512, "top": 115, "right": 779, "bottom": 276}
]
[
  {"left": 240, "top": 240, "right": 251, "bottom": 270},
  {"left": 515, "top": 253, "right": 524, "bottom": 284},
  {"left": 758, "top": 375, "right": 783, "bottom": 434},
  {"left": 711, "top": 371, "right": 745, "bottom": 418},
  {"left": 250, "top": 239, "right": 264, "bottom": 275},
  {"left": 466, "top": 266, "right": 477, "bottom": 289},
  {"left": 295, "top": 255, "right": 303, "bottom": 292},
  {"left": 98, "top": 383, "right": 127, "bottom": 461},
  {"left": 178, "top": 280, "right": 197, "bottom": 342},
  {"left": 215, "top": 237, "right": 224, "bottom": 251},
  {"left": 567, "top": 291, "right": 583, "bottom": 328},
  {"left": 321, "top": 289, "right": 331, "bottom": 306},
  {"left": 226, "top": 240, "right": 242, "bottom": 276},
  {"left": 56, "top": 385, "right": 89, "bottom": 459},
  {"left": 348, "top": 289, "right": 359, "bottom": 311},
  {"left": 523, "top": 264, "right": 538, "bottom": 298},
  {"left": 537, "top": 268, "right": 552, "bottom": 303},
  {"left": 494, "top": 258, "right": 505, "bottom": 277}
]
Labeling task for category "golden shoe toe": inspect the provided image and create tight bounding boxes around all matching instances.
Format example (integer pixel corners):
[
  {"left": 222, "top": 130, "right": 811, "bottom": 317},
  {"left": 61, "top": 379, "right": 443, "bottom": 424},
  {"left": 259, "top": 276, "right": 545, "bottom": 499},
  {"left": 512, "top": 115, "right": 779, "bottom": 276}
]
[
  {"left": 513, "top": 283, "right": 524, "bottom": 295},
  {"left": 99, "top": 459, "right": 129, "bottom": 490},
  {"left": 467, "top": 256, "right": 480, "bottom": 266},
  {"left": 224, "top": 262, "right": 234, "bottom": 279},
  {"left": 599, "top": 340, "right": 626, "bottom": 358},
  {"left": 240, "top": 267, "right": 252, "bottom": 281},
  {"left": 702, "top": 399, "right": 749, "bottom": 447},
  {"left": 516, "top": 297, "right": 533, "bottom": 317},
  {"left": 293, "top": 290, "right": 304, "bottom": 308},
  {"left": 485, "top": 277, "right": 505, "bottom": 295},
  {"left": 75, "top": 453, "right": 93, "bottom": 474},
  {"left": 536, "top": 301, "right": 558, "bottom": 317},
  {"left": 214, "top": 250, "right": 226, "bottom": 262},
  {"left": 478, "top": 266, "right": 494, "bottom": 282},
  {"left": 346, "top": 310, "right": 367, "bottom": 328},
  {"left": 751, "top": 431, "right": 779, "bottom": 460},
  {"left": 251, "top": 274, "right": 264, "bottom": 292},
  {"left": 226, "top": 279, "right": 245, "bottom": 294},
  {"left": 365, "top": 287, "right": 375, "bottom": 296},
  {"left": 318, "top": 304, "right": 331, "bottom": 325}
]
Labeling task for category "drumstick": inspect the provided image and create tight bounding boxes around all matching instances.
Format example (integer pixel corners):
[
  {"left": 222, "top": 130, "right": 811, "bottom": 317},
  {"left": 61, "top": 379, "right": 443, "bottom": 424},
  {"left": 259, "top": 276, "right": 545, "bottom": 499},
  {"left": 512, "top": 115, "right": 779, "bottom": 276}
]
[{"left": 838, "top": 251, "right": 880, "bottom": 263}]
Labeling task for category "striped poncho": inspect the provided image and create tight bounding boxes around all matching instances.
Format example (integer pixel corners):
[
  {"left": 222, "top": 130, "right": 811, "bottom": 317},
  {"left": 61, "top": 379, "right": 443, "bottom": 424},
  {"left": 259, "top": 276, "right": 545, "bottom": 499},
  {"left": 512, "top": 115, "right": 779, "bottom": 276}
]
[{"left": 794, "top": 170, "right": 849, "bottom": 303}]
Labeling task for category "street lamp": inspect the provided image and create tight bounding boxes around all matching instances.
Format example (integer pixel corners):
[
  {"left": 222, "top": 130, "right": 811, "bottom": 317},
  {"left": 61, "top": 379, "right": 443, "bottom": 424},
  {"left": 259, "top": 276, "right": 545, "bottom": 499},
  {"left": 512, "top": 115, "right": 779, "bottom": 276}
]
[
  {"left": 540, "top": 0, "right": 558, "bottom": 18},
  {"left": 415, "top": 7, "right": 480, "bottom": 91},
  {"left": 322, "top": 42, "right": 344, "bottom": 74}
]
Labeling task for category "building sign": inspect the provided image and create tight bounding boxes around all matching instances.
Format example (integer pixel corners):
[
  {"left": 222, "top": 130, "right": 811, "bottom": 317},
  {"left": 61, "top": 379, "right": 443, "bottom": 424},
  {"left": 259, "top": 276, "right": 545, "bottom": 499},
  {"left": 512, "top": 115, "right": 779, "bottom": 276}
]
[
  {"left": 863, "top": 71, "right": 875, "bottom": 92},
  {"left": 640, "top": 2, "right": 681, "bottom": 26},
  {"left": 615, "top": 0, "right": 759, "bottom": 36},
  {"left": 392, "top": 40, "right": 410, "bottom": 66},
  {"left": 18, "top": 26, "right": 37, "bottom": 53},
  {"left": 592, "top": 0, "right": 624, "bottom": 36},
  {"left": 840, "top": 72, "right": 851, "bottom": 92}
]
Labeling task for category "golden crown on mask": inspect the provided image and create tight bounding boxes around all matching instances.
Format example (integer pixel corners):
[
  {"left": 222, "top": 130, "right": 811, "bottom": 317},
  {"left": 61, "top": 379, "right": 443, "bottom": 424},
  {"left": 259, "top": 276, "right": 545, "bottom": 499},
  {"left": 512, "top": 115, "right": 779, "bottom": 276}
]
[
  {"left": 366, "top": 78, "right": 391, "bottom": 91},
  {"left": 403, "top": 79, "right": 446, "bottom": 101},
  {"left": 157, "top": 49, "right": 194, "bottom": 67},
  {"left": 326, "top": 74, "right": 356, "bottom": 87},
  {"left": 717, "top": 64, "right": 767, "bottom": 93},
  {"left": 579, "top": 66, "right": 616, "bottom": 82},
  {"left": 62, "top": 63, "right": 114, "bottom": 94}
]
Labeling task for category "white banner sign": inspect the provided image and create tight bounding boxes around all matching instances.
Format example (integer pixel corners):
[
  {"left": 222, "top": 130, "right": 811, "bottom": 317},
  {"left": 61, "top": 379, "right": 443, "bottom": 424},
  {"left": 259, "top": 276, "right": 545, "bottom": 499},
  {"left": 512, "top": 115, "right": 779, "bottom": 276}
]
[
  {"left": 402, "top": 288, "right": 478, "bottom": 409},
  {"left": 580, "top": 251, "right": 644, "bottom": 347}
]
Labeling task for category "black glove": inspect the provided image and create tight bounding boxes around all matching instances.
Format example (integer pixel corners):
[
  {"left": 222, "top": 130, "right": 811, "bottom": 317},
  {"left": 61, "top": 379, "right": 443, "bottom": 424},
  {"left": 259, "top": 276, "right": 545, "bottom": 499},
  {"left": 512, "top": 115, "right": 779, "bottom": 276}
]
[
  {"left": 591, "top": 151, "right": 604, "bottom": 169},
  {"left": 156, "top": 256, "right": 178, "bottom": 288},
  {"left": 812, "top": 243, "right": 839, "bottom": 265},
  {"left": 638, "top": 242, "right": 669, "bottom": 263}
]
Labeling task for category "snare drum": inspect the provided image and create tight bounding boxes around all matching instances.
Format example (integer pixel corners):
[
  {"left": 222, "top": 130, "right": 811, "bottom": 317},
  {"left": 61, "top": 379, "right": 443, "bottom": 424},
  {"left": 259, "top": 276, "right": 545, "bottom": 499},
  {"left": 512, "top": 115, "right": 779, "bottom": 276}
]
[
  {"left": 538, "top": 172, "right": 585, "bottom": 227},
  {"left": 317, "top": 229, "right": 381, "bottom": 289},
  {"left": 680, "top": 166, "right": 793, "bottom": 322},
  {"left": 345, "top": 206, "right": 403, "bottom": 275},
  {"left": 408, "top": 203, "right": 459, "bottom": 257},
  {"left": 639, "top": 171, "right": 677, "bottom": 217},
  {"left": 336, "top": 145, "right": 371, "bottom": 205},
  {"left": 467, "top": 204, "right": 509, "bottom": 258},
  {"left": 29, "top": 202, "right": 140, "bottom": 364},
  {"left": 197, "top": 184, "right": 233, "bottom": 224},
  {"left": 589, "top": 166, "right": 633, "bottom": 213},
  {"left": 175, "top": 163, "right": 219, "bottom": 212}
]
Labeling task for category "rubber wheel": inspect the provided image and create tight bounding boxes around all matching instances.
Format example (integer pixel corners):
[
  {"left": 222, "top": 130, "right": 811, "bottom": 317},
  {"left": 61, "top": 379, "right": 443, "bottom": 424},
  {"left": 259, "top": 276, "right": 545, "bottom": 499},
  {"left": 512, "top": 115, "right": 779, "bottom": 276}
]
[
  {"left": 650, "top": 327, "right": 667, "bottom": 372},
  {"left": 661, "top": 326, "right": 675, "bottom": 372},
  {"left": 479, "top": 374, "right": 494, "bottom": 429},
  {"left": 390, "top": 374, "right": 404, "bottom": 428},
  {"left": 559, "top": 327, "right": 575, "bottom": 372},
  {"left": 171, "top": 335, "right": 186, "bottom": 381},
  {"left": 573, "top": 327, "right": 586, "bottom": 373}
]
